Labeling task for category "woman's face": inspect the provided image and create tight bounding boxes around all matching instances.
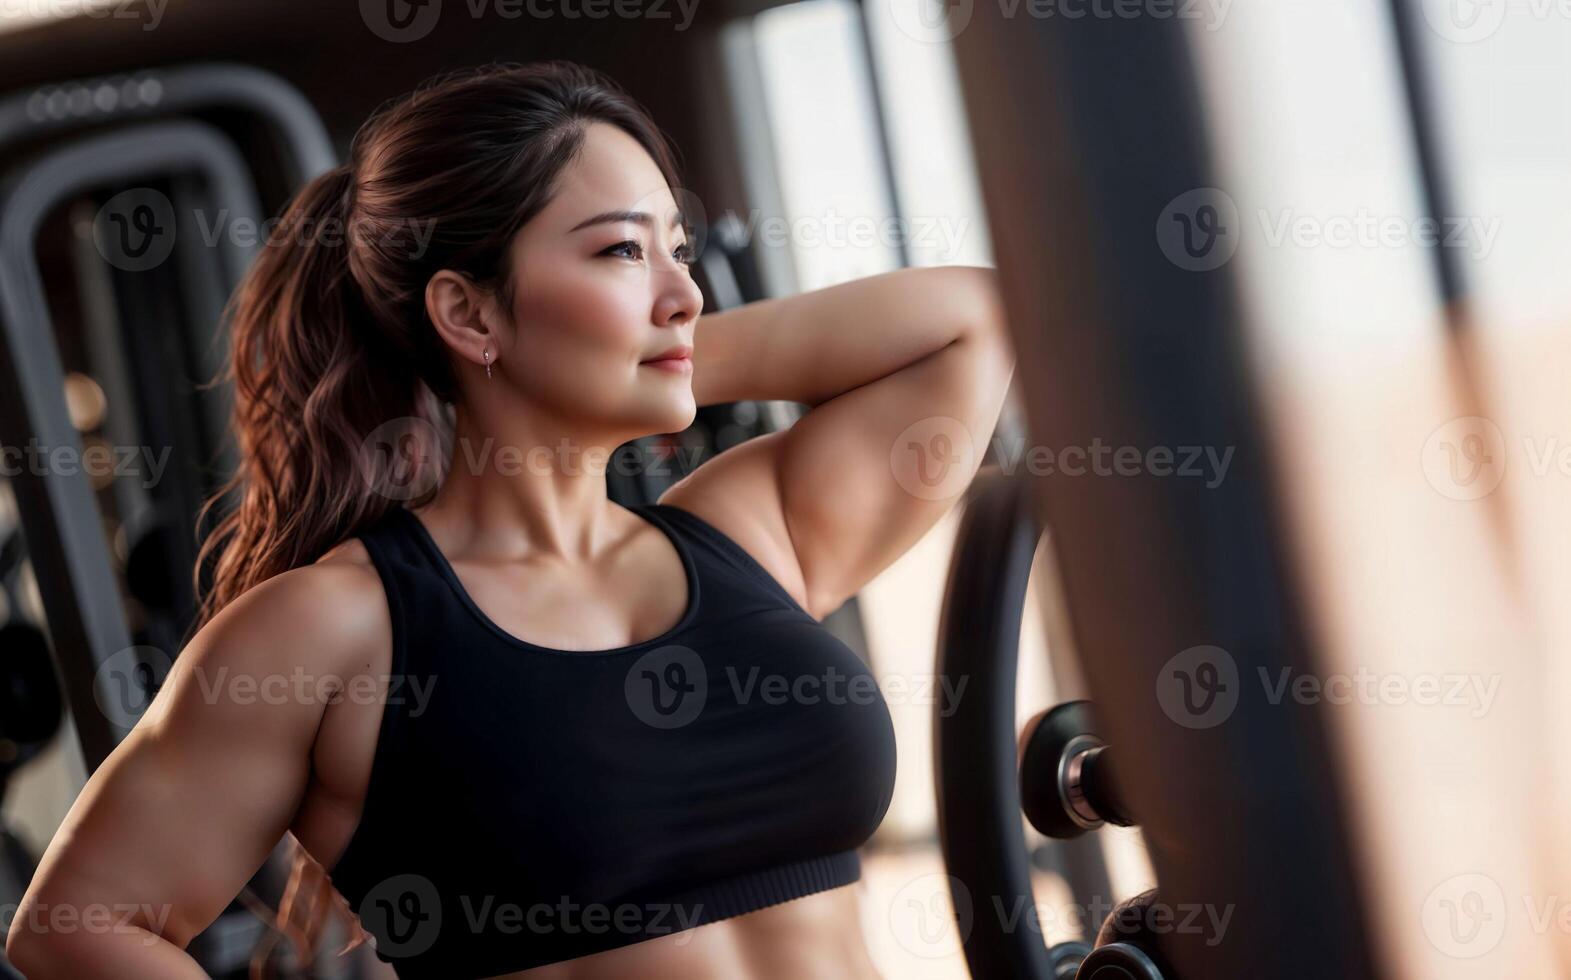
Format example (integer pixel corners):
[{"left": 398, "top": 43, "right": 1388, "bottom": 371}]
[{"left": 494, "top": 121, "right": 704, "bottom": 443}]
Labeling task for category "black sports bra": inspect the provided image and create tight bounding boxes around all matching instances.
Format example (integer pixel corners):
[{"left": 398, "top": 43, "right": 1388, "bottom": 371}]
[{"left": 328, "top": 502, "right": 898, "bottom": 978}]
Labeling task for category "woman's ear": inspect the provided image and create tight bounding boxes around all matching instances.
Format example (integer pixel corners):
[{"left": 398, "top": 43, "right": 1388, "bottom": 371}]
[{"left": 425, "top": 269, "right": 498, "bottom": 367}]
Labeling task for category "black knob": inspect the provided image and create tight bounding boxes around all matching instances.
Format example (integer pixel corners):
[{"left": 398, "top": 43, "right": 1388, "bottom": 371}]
[{"left": 1019, "top": 700, "right": 1134, "bottom": 839}]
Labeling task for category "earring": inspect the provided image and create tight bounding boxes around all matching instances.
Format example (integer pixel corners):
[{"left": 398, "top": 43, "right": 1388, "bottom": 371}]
[{"left": 483, "top": 347, "right": 492, "bottom": 380}]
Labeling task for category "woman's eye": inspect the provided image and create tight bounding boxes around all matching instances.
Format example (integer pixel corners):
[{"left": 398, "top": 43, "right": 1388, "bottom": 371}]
[{"left": 604, "top": 239, "right": 698, "bottom": 267}]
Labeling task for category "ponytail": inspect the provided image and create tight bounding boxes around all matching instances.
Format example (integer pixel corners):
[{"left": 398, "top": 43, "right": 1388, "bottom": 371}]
[{"left": 191, "top": 163, "right": 446, "bottom": 641}]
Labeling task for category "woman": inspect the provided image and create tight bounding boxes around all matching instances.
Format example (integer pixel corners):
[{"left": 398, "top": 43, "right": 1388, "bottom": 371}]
[{"left": 6, "top": 61, "right": 1014, "bottom": 978}]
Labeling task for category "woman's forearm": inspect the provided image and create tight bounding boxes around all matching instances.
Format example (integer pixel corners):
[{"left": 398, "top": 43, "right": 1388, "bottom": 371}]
[{"left": 691, "top": 265, "right": 1005, "bottom": 409}]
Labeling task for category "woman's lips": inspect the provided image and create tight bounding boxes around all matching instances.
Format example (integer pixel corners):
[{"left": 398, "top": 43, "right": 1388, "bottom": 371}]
[{"left": 640, "top": 354, "right": 693, "bottom": 373}]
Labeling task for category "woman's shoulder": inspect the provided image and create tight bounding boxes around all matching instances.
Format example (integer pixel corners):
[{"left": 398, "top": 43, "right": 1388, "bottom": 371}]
[
  {"left": 191, "top": 539, "right": 391, "bottom": 682},
  {"left": 656, "top": 433, "right": 815, "bottom": 615}
]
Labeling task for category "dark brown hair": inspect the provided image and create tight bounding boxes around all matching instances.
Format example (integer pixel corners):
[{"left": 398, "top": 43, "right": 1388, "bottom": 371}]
[{"left": 187, "top": 60, "right": 683, "bottom": 969}]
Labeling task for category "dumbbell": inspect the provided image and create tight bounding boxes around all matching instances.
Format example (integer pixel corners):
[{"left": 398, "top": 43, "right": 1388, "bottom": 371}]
[{"left": 1019, "top": 700, "right": 1133, "bottom": 839}]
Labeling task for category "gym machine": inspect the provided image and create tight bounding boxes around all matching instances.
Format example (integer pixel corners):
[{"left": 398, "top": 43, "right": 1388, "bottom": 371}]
[{"left": 0, "top": 65, "right": 366, "bottom": 977}]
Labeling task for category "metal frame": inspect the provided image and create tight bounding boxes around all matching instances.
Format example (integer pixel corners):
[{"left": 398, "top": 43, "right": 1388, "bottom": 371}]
[
  {"left": 0, "top": 62, "right": 335, "bottom": 186},
  {"left": 0, "top": 62, "right": 336, "bottom": 509},
  {"left": 0, "top": 120, "right": 263, "bottom": 773}
]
